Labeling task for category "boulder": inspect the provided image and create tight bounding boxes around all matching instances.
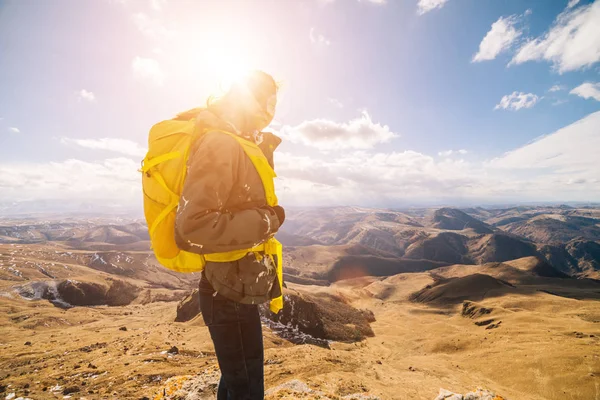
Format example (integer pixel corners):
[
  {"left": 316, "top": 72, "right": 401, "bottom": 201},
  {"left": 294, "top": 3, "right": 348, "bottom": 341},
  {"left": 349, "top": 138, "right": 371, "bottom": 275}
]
[
  {"left": 434, "top": 388, "right": 505, "bottom": 400},
  {"left": 261, "top": 288, "right": 375, "bottom": 343},
  {"left": 175, "top": 288, "right": 375, "bottom": 344},
  {"left": 175, "top": 289, "right": 200, "bottom": 322},
  {"left": 57, "top": 280, "right": 107, "bottom": 306},
  {"left": 265, "top": 379, "right": 381, "bottom": 399},
  {"left": 56, "top": 278, "right": 139, "bottom": 307}
]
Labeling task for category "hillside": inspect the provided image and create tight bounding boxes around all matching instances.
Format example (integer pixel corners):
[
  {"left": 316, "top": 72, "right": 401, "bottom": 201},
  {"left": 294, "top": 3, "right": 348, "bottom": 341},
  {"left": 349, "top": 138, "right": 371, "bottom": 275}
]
[
  {"left": 1, "top": 210, "right": 600, "bottom": 399},
  {"left": 431, "top": 208, "right": 494, "bottom": 234},
  {"left": 404, "top": 232, "right": 470, "bottom": 264},
  {"left": 281, "top": 206, "right": 600, "bottom": 279},
  {"left": 279, "top": 207, "right": 425, "bottom": 255},
  {"left": 2, "top": 206, "right": 599, "bottom": 284}
]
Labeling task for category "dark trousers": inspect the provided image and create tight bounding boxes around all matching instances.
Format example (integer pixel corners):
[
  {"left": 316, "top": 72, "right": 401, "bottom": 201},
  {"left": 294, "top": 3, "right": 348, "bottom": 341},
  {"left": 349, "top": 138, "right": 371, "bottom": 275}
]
[{"left": 199, "top": 290, "right": 265, "bottom": 400}]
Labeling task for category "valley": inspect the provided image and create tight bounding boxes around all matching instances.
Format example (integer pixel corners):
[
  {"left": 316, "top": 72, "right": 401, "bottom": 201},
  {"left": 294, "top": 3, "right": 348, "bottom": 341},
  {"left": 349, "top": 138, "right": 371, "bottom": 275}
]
[{"left": 0, "top": 205, "right": 599, "bottom": 399}]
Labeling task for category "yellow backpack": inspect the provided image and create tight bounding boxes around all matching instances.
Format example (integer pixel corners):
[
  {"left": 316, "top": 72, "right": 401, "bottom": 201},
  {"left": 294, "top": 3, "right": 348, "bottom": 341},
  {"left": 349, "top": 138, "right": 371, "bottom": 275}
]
[{"left": 140, "top": 113, "right": 284, "bottom": 313}]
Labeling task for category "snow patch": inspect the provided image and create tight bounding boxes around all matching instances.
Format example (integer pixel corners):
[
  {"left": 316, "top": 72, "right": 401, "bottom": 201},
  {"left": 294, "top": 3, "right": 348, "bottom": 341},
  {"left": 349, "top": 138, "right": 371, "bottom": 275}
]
[
  {"left": 261, "top": 316, "right": 331, "bottom": 348},
  {"left": 91, "top": 253, "right": 107, "bottom": 265}
]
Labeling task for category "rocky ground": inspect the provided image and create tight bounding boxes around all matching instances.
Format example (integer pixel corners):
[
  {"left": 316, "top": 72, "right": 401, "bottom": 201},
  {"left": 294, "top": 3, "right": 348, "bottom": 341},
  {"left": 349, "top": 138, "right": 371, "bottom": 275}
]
[
  {"left": 1, "top": 208, "right": 599, "bottom": 399},
  {"left": 2, "top": 263, "right": 599, "bottom": 399}
]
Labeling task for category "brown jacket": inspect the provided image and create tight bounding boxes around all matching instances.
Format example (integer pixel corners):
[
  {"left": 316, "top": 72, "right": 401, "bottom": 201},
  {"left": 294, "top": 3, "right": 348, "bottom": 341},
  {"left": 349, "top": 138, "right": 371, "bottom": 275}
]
[{"left": 174, "top": 115, "right": 282, "bottom": 255}]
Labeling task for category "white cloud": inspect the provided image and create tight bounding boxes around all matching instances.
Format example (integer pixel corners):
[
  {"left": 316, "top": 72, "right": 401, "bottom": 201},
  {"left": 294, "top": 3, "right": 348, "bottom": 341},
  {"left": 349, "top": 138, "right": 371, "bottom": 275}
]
[
  {"left": 510, "top": 1, "right": 600, "bottom": 73},
  {"left": 61, "top": 138, "right": 147, "bottom": 157},
  {"left": 495, "top": 91, "right": 539, "bottom": 111},
  {"left": 417, "top": 0, "right": 450, "bottom": 15},
  {"left": 567, "top": 0, "right": 580, "bottom": 9},
  {"left": 78, "top": 89, "right": 96, "bottom": 102},
  {"left": 279, "top": 112, "right": 398, "bottom": 150},
  {"left": 274, "top": 150, "right": 479, "bottom": 206},
  {"left": 132, "top": 12, "right": 175, "bottom": 38},
  {"left": 438, "top": 149, "right": 468, "bottom": 157},
  {"left": 548, "top": 85, "right": 565, "bottom": 92},
  {"left": 8, "top": 127, "right": 20, "bottom": 134},
  {"left": 552, "top": 99, "right": 569, "bottom": 106},
  {"left": 150, "top": 0, "right": 167, "bottom": 11},
  {"left": 4, "top": 113, "right": 600, "bottom": 207},
  {"left": 309, "top": 27, "right": 331, "bottom": 46},
  {"left": 489, "top": 111, "right": 600, "bottom": 185},
  {"left": 472, "top": 15, "right": 523, "bottom": 62},
  {"left": 570, "top": 82, "right": 600, "bottom": 101},
  {"left": 132, "top": 56, "right": 164, "bottom": 85},
  {"left": 0, "top": 158, "right": 140, "bottom": 204},
  {"left": 274, "top": 112, "right": 600, "bottom": 206},
  {"left": 328, "top": 98, "right": 344, "bottom": 108}
]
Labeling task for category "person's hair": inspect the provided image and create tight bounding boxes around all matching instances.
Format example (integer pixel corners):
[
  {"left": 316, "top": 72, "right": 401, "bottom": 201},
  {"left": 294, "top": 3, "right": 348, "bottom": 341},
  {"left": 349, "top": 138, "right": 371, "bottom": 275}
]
[{"left": 207, "top": 70, "right": 278, "bottom": 132}]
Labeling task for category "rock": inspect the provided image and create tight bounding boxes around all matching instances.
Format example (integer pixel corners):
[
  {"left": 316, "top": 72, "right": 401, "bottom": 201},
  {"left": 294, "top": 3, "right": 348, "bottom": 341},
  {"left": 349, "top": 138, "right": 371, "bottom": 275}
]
[
  {"left": 265, "top": 379, "right": 381, "bottom": 399},
  {"left": 260, "top": 288, "right": 375, "bottom": 344},
  {"left": 119, "top": 326, "right": 127, "bottom": 331},
  {"left": 154, "top": 373, "right": 381, "bottom": 400},
  {"left": 485, "top": 321, "right": 502, "bottom": 330},
  {"left": 154, "top": 372, "right": 218, "bottom": 400},
  {"left": 24, "top": 341, "right": 32, "bottom": 346},
  {"left": 87, "top": 363, "right": 97, "bottom": 369},
  {"left": 63, "top": 386, "right": 80, "bottom": 395},
  {"left": 105, "top": 279, "right": 139, "bottom": 306},
  {"left": 461, "top": 301, "right": 493, "bottom": 319},
  {"left": 167, "top": 346, "right": 179, "bottom": 355},
  {"left": 360, "top": 309, "right": 376, "bottom": 323},
  {"left": 57, "top": 280, "right": 107, "bottom": 306},
  {"left": 434, "top": 388, "right": 505, "bottom": 400},
  {"left": 435, "top": 389, "right": 463, "bottom": 400},
  {"left": 55, "top": 279, "right": 138, "bottom": 307},
  {"left": 175, "top": 289, "right": 200, "bottom": 323}
]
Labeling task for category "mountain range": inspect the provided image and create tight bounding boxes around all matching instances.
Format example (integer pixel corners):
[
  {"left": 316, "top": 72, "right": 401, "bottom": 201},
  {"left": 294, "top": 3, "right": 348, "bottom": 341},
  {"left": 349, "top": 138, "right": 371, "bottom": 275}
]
[{"left": 1, "top": 205, "right": 599, "bottom": 399}]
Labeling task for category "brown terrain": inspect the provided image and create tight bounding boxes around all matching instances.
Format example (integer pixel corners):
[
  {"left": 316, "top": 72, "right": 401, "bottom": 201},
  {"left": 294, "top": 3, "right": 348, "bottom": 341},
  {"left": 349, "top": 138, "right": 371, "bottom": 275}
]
[{"left": 0, "top": 205, "right": 599, "bottom": 399}]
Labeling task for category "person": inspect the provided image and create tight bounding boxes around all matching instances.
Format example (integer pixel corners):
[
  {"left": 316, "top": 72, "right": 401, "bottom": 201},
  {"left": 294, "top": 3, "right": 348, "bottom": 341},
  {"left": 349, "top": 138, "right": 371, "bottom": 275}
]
[{"left": 174, "top": 71, "right": 285, "bottom": 399}]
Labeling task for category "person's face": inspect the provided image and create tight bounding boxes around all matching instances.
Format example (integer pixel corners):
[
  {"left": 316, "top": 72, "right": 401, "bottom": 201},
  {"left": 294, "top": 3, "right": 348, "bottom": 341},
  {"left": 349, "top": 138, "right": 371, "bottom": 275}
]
[{"left": 251, "top": 93, "right": 277, "bottom": 131}]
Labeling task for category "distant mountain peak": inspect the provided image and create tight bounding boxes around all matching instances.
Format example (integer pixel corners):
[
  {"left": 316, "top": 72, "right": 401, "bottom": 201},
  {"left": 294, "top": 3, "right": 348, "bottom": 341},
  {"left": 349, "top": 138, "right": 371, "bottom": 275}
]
[{"left": 432, "top": 208, "right": 494, "bottom": 234}]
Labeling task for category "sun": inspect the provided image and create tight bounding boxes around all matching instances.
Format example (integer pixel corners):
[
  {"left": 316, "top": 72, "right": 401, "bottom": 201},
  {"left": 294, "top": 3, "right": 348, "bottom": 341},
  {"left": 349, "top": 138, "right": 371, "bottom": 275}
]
[{"left": 198, "top": 37, "right": 256, "bottom": 94}]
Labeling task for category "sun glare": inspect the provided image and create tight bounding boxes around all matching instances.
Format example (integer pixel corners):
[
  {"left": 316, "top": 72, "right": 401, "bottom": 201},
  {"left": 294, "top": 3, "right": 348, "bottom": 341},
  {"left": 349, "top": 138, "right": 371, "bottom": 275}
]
[{"left": 198, "top": 37, "right": 255, "bottom": 95}]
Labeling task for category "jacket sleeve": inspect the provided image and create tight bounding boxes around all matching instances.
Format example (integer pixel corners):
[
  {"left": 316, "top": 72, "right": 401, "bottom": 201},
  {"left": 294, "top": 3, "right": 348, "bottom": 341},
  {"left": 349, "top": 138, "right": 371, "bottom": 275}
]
[{"left": 174, "top": 131, "right": 281, "bottom": 255}]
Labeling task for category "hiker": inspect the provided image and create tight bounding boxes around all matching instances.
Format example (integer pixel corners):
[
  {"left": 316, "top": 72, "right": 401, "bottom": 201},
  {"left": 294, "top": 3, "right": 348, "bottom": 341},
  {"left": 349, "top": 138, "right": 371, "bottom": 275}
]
[{"left": 174, "top": 71, "right": 285, "bottom": 399}]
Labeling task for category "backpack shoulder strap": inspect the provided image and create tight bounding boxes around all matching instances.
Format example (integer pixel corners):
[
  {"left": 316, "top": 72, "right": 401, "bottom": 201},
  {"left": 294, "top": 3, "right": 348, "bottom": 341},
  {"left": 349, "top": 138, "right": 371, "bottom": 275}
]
[{"left": 211, "top": 130, "right": 278, "bottom": 207}]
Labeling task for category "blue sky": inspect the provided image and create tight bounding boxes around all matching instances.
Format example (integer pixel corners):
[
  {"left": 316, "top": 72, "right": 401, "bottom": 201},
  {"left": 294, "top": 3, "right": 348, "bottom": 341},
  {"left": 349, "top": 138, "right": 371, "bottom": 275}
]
[{"left": 0, "top": 0, "right": 599, "bottom": 210}]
